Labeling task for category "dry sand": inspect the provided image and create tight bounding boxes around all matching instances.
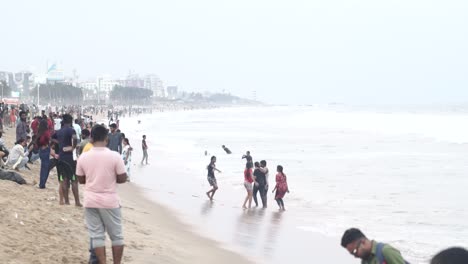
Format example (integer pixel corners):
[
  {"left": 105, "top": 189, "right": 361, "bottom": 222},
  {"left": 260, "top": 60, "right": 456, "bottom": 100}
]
[{"left": 0, "top": 127, "right": 251, "bottom": 264}]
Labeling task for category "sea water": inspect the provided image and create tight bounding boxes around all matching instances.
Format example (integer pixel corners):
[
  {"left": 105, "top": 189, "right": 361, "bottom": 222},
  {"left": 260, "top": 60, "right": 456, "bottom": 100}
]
[{"left": 121, "top": 105, "right": 468, "bottom": 264}]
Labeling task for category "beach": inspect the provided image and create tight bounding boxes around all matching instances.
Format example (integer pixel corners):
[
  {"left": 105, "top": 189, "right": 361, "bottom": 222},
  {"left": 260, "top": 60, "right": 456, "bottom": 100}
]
[{"left": 0, "top": 126, "right": 252, "bottom": 263}]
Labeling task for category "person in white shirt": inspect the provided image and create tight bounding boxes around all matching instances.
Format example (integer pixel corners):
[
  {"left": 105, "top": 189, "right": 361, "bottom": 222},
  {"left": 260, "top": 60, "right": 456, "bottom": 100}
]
[
  {"left": 7, "top": 138, "right": 29, "bottom": 170},
  {"left": 73, "top": 119, "right": 82, "bottom": 143}
]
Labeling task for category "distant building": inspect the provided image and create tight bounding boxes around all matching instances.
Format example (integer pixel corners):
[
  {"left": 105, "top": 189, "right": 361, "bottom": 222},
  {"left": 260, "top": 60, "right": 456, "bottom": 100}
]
[
  {"left": 144, "top": 74, "right": 165, "bottom": 97},
  {"left": 46, "top": 63, "right": 65, "bottom": 83},
  {"left": 0, "top": 71, "right": 34, "bottom": 97},
  {"left": 167, "top": 86, "right": 178, "bottom": 99},
  {"left": 124, "top": 73, "right": 145, "bottom": 88}
]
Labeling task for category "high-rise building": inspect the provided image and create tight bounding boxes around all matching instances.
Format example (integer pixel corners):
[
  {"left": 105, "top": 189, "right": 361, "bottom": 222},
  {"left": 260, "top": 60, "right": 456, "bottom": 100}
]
[
  {"left": 144, "top": 74, "right": 165, "bottom": 97},
  {"left": 167, "top": 86, "right": 178, "bottom": 99}
]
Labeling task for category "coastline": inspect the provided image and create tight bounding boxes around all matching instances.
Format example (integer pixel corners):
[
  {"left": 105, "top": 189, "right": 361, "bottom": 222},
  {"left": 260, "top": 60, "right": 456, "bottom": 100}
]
[{"left": 0, "top": 124, "right": 252, "bottom": 263}]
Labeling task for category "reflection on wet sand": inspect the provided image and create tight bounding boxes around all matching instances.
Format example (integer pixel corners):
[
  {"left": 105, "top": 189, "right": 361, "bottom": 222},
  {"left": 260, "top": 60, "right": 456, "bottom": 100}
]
[
  {"left": 234, "top": 209, "right": 267, "bottom": 248},
  {"left": 201, "top": 200, "right": 214, "bottom": 216},
  {"left": 263, "top": 211, "right": 284, "bottom": 258}
]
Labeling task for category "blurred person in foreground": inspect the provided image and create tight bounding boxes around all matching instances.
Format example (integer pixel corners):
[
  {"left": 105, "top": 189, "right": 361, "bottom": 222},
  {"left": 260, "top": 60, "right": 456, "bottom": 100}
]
[{"left": 341, "top": 228, "right": 409, "bottom": 264}]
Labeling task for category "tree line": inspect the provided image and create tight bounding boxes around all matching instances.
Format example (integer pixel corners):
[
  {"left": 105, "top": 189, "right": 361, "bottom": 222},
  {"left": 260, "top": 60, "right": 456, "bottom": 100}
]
[
  {"left": 31, "top": 83, "right": 83, "bottom": 104},
  {"left": 109, "top": 85, "right": 153, "bottom": 104}
]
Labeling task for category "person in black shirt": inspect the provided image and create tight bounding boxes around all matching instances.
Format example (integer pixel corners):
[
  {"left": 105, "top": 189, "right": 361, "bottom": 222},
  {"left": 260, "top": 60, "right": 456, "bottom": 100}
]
[
  {"left": 206, "top": 156, "right": 221, "bottom": 201},
  {"left": 242, "top": 151, "right": 253, "bottom": 166},
  {"left": 253, "top": 161, "right": 268, "bottom": 208}
]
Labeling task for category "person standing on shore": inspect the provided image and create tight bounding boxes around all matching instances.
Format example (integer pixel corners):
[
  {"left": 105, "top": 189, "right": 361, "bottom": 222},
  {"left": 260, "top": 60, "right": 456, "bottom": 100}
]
[
  {"left": 76, "top": 125, "right": 127, "bottom": 264},
  {"left": 340, "top": 228, "right": 408, "bottom": 264},
  {"left": 107, "top": 123, "right": 122, "bottom": 154},
  {"left": 272, "top": 165, "right": 289, "bottom": 211},
  {"left": 37, "top": 119, "right": 51, "bottom": 189},
  {"left": 77, "top": 129, "right": 91, "bottom": 158},
  {"left": 16, "top": 111, "right": 30, "bottom": 141},
  {"left": 259, "top": 160, "right": 269, "bottom": 206},
  {"left": 122, "top": 138, "right": 132, "bottom": 182},
  {"left": 206, "top": 156, "right": 221, "bottom": 201},
  {"left": 141, "top": 135, "right": 148, "bottom": 165},
  {"left": 53, "top": 114, "right": 81, "bottom": 206},
  {"left": 242, "top": 162, "right": 254, "bottom": 209},
  {"left": 253, "top": 162, "right": 267, "bottom": 208},
  {"left": 242, "top": 151, "right": 253, "bottom": 166}
]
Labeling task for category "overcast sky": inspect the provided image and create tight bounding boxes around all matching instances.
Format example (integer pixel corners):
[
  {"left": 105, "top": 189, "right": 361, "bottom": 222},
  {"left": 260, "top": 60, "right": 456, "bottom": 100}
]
[{"left": 2, "top": 0, "right": 467, "bottom": 104}]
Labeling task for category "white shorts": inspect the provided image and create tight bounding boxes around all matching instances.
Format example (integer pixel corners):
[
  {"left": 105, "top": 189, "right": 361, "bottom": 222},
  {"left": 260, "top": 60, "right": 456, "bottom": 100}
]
[{"left": 244, "top": 181, "right": 253, "bottom": 191}]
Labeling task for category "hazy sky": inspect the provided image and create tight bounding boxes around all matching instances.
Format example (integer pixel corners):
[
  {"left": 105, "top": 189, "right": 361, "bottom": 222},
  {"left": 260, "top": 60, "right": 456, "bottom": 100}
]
[{"left": 2, "top": 0, "right": 467, "bottom": 104}]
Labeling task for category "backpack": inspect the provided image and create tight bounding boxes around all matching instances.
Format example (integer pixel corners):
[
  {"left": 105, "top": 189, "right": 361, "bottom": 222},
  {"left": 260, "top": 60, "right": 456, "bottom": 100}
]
[{"left": 375, "top": 242, "right": 410, "bottom": 264}]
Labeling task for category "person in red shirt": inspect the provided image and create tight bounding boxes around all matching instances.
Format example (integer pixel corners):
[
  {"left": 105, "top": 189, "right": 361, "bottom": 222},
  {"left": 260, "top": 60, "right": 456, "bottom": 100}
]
[
  {"left": 242, "top": 162, "right": 254, "bottom": 209},
  {"left": 37, "top": 119, "right": 51, "bottom": 189},
  {"left": 30, "top": 116, "right": 41, "bottom": 136}
]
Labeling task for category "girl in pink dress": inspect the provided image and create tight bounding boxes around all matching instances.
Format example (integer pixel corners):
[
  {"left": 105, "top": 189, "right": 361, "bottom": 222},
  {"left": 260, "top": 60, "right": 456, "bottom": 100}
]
[{"left": 272, "top": 165, "right": 289, "bottom": 211}]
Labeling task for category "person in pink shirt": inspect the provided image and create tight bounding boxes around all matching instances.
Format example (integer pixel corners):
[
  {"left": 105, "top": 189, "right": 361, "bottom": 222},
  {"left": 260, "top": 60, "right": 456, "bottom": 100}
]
[{"left": 76, "top": 125, "right": 127, "bottom": 264}]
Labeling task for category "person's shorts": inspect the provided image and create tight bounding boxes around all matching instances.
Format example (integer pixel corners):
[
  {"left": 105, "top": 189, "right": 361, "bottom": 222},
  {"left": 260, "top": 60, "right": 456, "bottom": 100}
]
[
  {"left": 207, "top": 176, "right": 217, "bottom": 187},
  {"left": 57, "top": 157, "right": 76, "bottom": 182},
  {"left": 85, "top": 208, "right": 123, "bottom": 248},
  {"left": 244, "top": 181, "right": 253, "bottom": 191}
]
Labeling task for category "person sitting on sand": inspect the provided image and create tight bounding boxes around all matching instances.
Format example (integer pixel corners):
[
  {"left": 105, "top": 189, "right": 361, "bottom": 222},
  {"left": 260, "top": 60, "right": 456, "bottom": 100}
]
[
  {"left": 206, "top": 156, "right": 221, "bottom": 201},
  {"left": 272, "top": 165, "right": 289, "bottom": 211},
  {"left": 6, "top": 138, "right": 29, "bottom": 171},
  {"left": 77, "top": 125, "right": 128, "bottom": 264}
]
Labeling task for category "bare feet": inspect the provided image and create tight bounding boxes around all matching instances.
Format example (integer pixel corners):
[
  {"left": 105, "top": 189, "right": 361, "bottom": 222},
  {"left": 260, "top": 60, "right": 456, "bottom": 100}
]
[
  {"left": 75, "top": 203, "right": 83, "bottom": 207},
  {"left": 59, "top": 201, "right": 65, "bottom": 205},
  {"left": 206, "top": 192, "right": 211, "bottom": 200}
]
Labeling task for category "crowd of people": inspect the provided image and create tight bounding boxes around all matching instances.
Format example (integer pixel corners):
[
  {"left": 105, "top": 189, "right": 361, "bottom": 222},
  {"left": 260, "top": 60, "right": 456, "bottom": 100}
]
[
  {"left": 0, "top": 102, "right": 156, "bottom": 264},
  {"left": 206, "top": 150, "right": 289, "bottom": 211},
  {"left": 1, "top": 101, "right": 466, "bottom": 264}
]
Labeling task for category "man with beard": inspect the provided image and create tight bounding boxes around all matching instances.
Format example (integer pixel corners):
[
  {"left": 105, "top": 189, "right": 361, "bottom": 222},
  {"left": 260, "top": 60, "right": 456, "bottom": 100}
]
[{"left": 16, "top": 111, "right": 30, "bottom": 141}]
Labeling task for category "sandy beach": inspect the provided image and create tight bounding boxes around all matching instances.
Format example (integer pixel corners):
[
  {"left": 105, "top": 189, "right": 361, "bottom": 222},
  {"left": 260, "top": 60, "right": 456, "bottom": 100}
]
[{"left": 0, "top": 127, "right": 251, "bottom": 264}]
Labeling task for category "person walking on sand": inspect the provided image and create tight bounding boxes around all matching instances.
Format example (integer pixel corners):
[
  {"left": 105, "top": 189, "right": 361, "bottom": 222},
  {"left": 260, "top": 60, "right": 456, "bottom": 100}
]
[
  {"left": 141, "top": 135, "right": 148, "bottom": 165},
  {"left": 272, "top": 165, "right": 289, "bottom": 211},
  {"left": 122, "top": 138, "right": 132, "bottom": 182},
  {"left": 77, "top": 125, "right": 128, "bottom": 264},
  {"left": 340, "top": 228, "right": 409, "bottom": 264},
  {"left": 242, "top": 162, "right": 254, "bottom": 209},
  {"left": 206, "top": 156, "right": 221, "bottom": 201}
]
